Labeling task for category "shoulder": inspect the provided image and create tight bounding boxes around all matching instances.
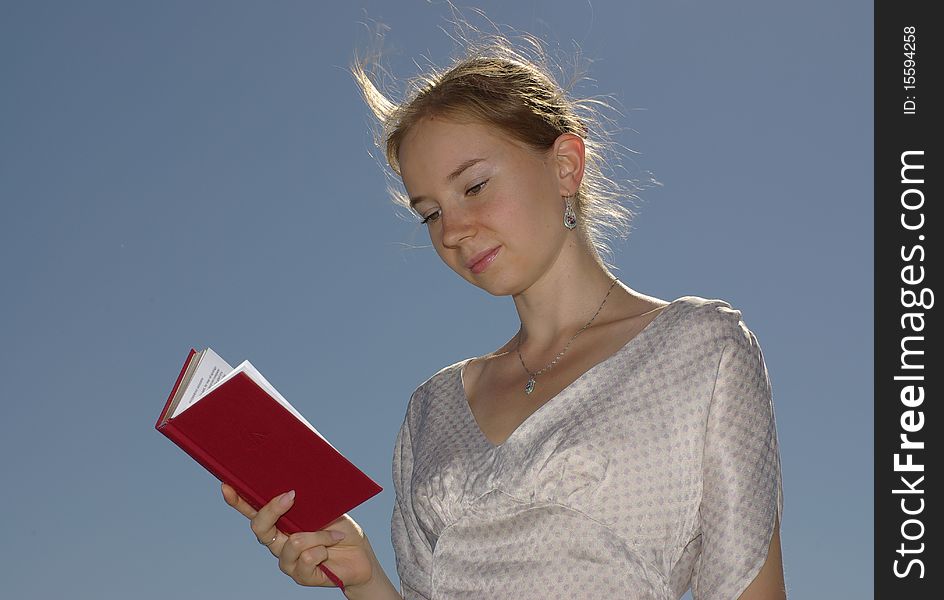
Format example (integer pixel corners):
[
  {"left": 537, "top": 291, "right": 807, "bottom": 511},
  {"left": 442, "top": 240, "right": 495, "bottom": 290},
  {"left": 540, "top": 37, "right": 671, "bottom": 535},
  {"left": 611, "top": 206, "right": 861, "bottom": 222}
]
[
  {"left": 671, "top": 294, "right": 741, "bottom": 322},
  {"left": 668, "top": 295, "right": 758, "bottom": 345},
  {"left": 650, "top": 295, "right": 766, "bottom": 367},
  {"left": 402, "top": 357, "right": 468, "bottom": 421}
]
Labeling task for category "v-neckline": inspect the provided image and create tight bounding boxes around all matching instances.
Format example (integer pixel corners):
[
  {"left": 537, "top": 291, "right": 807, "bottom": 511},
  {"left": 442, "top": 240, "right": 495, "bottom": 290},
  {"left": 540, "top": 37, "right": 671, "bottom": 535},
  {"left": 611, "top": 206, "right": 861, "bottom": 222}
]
[{"left": 457, "top": 296, "right": 685, "bottom": 450}]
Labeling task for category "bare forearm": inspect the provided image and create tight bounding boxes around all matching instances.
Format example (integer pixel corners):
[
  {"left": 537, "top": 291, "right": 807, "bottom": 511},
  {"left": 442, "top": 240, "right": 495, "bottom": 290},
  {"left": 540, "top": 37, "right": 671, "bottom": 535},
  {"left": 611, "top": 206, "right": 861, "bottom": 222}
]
[
  {"left": 343, "top": 570, "right": 401, "bottom": 600},
  {"left": 342, "top": 537, "right": 402, "bottom": 600},
  {"left": 343, "top": 576, "right": 401, "bottom": 600}
]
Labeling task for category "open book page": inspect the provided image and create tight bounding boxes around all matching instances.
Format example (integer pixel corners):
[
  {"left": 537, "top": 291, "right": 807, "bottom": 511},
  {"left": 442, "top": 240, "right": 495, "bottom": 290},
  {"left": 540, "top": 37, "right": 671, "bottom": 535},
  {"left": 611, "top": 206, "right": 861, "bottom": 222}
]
[
  {"left": 200, "top": 359, "right": 339, "bottom": 453},
  {"left": 172, "top": 348, "right": 234, "bottom": 418}
]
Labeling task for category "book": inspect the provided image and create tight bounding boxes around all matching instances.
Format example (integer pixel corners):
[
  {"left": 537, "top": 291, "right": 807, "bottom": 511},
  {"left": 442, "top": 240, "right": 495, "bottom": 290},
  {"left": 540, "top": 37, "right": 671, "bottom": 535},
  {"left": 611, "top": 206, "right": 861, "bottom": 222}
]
[{"left": 156, "top": 348, "right": 383, "bottom": 590}]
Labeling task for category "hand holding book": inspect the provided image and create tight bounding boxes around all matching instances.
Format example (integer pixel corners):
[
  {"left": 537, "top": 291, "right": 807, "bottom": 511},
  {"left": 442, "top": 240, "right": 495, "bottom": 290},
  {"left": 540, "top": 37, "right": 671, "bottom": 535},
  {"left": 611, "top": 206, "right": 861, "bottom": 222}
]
[
  {"left": 156, "top": 348, "right": 384, "bottom": 592},
  {"left": 221, "top": 483, "right": 388, "bottom": 591},
  {"left": 221, "top": 483, "right": 402, "bottom": 599}
]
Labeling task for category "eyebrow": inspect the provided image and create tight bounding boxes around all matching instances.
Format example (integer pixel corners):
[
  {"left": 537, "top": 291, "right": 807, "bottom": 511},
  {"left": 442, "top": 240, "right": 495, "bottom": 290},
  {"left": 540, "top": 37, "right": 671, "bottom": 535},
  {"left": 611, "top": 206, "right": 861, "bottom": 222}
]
[{"left": 408, "top": 157, "right": 487, "bottom": 209}]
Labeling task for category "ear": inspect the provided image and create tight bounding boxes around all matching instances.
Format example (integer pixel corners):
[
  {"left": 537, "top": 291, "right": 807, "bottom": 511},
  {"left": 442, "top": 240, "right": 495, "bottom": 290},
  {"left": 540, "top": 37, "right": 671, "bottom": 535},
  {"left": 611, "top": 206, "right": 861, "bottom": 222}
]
[{"left": 553, "top": 133, "right": 586, "bottom": 196}]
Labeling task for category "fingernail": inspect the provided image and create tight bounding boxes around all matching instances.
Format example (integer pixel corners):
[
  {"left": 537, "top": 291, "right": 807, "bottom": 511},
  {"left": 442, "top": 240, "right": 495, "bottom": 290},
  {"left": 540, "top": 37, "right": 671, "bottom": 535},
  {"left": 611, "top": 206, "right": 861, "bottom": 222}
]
[
  {"left": 330, "top": 530, "right": 346, "bottom": 541},
  {"left": 280, "top": 490, "right": 295, "bottom": 505}
]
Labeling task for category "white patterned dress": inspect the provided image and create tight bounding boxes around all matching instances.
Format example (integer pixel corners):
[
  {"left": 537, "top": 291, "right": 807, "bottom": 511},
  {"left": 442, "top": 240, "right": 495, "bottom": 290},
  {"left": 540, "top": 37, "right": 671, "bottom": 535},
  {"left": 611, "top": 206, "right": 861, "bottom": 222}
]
[{"left": 391, "top": 296, "right": 783, "bottom": 600}]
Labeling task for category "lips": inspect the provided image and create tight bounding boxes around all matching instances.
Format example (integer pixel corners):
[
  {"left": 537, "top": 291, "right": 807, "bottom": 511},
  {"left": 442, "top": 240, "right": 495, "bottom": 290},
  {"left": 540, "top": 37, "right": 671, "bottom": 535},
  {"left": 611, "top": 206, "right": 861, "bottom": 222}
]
[{"left": 466, "top": 246, "right": 501, "bottom": 273}]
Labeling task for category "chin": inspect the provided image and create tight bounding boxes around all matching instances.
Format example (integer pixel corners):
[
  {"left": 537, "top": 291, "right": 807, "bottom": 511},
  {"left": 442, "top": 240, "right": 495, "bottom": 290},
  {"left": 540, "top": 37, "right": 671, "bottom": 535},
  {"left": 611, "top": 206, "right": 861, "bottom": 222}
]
[
  {"left": 461, "top": 275, "right": 518, "bottom": 297},
  {"left": 481, "top": 284, "right": 513, "bottom": 297},
  {"left": 449, "top": 259, "right": 523, "bottom": 297}
]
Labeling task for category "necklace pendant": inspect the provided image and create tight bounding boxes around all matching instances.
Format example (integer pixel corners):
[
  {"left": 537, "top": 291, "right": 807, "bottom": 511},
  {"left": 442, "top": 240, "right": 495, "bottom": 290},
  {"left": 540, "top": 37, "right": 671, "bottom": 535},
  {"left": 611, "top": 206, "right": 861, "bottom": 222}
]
[{"left": 525, "top": 377, "right": 536, "bottom": 395}]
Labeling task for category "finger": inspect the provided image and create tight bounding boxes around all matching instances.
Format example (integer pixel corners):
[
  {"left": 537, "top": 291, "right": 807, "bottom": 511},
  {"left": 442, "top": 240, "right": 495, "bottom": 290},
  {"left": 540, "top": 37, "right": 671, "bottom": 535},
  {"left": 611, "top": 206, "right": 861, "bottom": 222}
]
[
  {"left": 251, "top": 489, "right": 295, "bottom": 545},
  {"left": 279, "top": 530, "right": 345, "bottom": 564},
  {"left": 261, "top": 529, "right": 289, "bottom": 556},
  {"left": 280, "top": 540, "right": 328, "bottom": 582},
  {"left": 221, "top": 483, "right": 258, "bottom": 519},
  {"left": 279, "top": 531, "right": 344, "bottom": 583},
  {"left": 296, "top": 545, "right": 331, "bottom": 584}
]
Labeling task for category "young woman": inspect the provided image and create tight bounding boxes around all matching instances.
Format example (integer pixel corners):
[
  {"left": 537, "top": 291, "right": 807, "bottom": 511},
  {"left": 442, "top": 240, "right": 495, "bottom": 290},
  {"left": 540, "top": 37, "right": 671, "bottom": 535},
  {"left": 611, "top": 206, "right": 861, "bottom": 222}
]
[{"left": 222, "top": 27, "right": 785, "bottom": 600}]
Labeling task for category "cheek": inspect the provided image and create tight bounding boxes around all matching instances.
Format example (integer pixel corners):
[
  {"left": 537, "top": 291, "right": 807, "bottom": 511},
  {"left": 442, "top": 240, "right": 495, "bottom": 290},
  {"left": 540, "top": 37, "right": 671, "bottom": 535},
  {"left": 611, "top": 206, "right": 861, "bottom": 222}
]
[
  {"left": 482, "top": 189, "right": 528, "bottom": 228},
  {"left": 493, "top": 189, "right": 558, "bottom": 239}
]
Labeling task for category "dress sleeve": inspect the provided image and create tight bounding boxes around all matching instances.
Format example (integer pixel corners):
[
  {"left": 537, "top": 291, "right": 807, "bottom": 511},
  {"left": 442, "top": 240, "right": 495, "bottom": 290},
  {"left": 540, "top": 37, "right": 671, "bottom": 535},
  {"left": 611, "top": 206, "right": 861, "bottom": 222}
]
[
  {"left": 391, "top": 391, "right": 434, "bottom": 600},
  {"left": 692, "top": 318, "right": 784, "bottom": 600}
]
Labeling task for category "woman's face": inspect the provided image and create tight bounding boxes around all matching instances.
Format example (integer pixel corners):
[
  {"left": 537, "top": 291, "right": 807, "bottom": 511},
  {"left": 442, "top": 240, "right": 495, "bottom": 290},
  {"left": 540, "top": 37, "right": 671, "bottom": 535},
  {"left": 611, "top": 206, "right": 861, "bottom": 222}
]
[{"left": 398, "top": 116, "right": 573, "bottom": 296}]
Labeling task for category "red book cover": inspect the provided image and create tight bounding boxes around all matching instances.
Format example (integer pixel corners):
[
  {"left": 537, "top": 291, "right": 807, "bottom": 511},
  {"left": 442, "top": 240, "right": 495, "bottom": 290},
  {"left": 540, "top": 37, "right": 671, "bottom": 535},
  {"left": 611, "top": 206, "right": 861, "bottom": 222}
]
[{"left": 156, "top": 349, "right": 383, "bottom": 590}]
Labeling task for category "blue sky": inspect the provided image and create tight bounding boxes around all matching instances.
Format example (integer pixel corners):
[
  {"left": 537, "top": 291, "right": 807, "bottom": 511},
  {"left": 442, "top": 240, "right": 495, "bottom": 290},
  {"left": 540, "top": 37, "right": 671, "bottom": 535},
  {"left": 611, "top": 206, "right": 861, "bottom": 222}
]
[{"left": 1, "top": 1, "right": 872, "bottom": 598}]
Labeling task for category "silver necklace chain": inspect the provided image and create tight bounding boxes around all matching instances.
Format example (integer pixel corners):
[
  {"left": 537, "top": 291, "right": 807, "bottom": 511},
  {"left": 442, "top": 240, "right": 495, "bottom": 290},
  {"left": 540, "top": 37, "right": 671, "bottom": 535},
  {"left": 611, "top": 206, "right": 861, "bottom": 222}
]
[{"left": 515, "top": 277, "right": 620, "bottom": 395}]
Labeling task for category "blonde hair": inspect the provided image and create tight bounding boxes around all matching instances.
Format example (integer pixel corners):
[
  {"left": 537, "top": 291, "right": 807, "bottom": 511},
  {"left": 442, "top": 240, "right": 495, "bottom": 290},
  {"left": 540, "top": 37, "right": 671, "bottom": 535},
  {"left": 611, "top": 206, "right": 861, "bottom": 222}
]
[{"left": 350, "top": 8, "right": 648, "bottom": 264}]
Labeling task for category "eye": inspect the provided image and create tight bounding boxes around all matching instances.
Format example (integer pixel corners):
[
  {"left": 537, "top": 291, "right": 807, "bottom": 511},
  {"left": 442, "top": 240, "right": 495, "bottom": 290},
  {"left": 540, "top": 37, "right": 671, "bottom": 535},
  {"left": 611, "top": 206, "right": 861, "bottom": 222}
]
[
  {"left": 420, "top": 210, "right": 441, "bottom": 225},
  {"left": 466, "top": 180, "right": 488, "bottom": 196}
]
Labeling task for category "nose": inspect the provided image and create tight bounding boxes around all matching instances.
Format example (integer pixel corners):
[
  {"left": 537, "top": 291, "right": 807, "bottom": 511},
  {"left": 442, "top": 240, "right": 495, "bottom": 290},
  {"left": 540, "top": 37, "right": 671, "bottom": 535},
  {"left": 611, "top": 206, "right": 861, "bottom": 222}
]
[{"left": 440, "top": 206, "right": 476, "bottom": 248}]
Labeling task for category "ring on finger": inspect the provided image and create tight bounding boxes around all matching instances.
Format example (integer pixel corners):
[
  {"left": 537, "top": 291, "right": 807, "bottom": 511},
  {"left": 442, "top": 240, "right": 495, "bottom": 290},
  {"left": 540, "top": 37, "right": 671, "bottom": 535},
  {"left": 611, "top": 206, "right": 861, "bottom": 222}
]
[{"left": 258, "top": 532, "right": 278, "bottom": 546}]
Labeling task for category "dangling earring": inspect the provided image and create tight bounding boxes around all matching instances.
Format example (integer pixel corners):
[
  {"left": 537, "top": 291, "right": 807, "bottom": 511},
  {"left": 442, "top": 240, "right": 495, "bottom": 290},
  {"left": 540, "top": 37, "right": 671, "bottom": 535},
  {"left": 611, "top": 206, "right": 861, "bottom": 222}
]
[{"left": 563, "top": 194, "right": 578, "bottom": 230}]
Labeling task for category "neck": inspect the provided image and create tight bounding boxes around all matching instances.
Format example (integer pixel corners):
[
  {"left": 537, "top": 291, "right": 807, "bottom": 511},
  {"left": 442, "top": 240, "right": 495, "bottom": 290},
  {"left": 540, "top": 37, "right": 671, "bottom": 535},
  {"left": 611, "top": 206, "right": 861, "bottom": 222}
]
[{"left": 511, "top": 238, "right": 623, "bottom": 350}]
